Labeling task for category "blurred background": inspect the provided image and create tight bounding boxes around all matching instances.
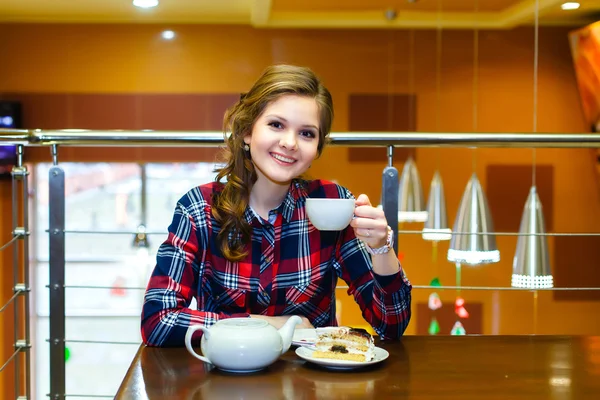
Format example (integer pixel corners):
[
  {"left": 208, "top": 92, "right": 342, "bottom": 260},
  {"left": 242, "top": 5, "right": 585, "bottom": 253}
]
[{"left": 1, "top": 0, "right": 600, "bottom": 398}]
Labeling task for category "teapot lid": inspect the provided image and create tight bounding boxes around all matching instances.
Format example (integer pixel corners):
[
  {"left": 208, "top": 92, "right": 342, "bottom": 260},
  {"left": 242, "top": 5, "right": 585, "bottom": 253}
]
[{"left": 218, "top": 318, "right": 269, "bottom": 329}]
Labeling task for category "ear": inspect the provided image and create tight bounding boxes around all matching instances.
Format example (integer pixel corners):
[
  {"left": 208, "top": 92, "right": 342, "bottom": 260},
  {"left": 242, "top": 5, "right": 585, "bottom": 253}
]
[{"left": 243, "top": 134, "right": 251, "bottom": 145}]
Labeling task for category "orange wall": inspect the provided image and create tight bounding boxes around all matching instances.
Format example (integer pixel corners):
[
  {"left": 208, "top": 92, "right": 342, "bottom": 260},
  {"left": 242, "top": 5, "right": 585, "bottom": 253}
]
[{"left": 1, "top": 25, "right": 599, "bottom": 389}]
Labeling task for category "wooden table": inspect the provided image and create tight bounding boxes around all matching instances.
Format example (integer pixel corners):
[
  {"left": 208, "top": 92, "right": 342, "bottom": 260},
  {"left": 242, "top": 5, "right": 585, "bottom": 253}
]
[{"left": 116, "top": 336, "right": 600, "bottom": 399}]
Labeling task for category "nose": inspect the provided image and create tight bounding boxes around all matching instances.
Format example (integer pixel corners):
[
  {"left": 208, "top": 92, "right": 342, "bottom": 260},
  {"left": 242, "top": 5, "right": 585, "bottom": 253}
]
[{"left": 279, "top": 130, "right": 298, "bottom": 151}]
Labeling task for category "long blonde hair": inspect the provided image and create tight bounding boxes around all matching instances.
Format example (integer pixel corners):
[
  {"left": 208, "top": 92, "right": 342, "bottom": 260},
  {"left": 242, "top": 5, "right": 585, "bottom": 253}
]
[{"left": 213, "top": 65, "right": 334, "bottom": 261}]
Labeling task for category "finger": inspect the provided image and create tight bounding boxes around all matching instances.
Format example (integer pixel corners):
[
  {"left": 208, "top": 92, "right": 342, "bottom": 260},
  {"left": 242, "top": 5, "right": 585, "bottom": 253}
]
[
  {"left": 354, "top": 194, "right": 371, "bottom": 207},
  {"left": 354, "top": 227, "right": 374, "bottom": 238},
  {"left": 355, "top": 226, "right": 387, "bottom": 239},
  {"left": 351, "top": 218, "right": 372, "bottom": 229},
  {"left": 353, "top": 205, "right": 386, "bottom": 219},
  {"left": 351, "top": 215, "right": 387, "bottom": 230}
]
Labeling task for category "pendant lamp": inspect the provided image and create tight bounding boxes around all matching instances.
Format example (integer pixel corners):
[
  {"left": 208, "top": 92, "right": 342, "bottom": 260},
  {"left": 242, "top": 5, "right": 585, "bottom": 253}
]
[
  {"left": 447, "top": 173, "right": 500, "bottom": 265},
  {"left": 423, "top": 170, "right": 451, "bottom": 241},
  {"left": 398, "top": 157, "right": 428, "bottom": 222},
  {"left": 132, "top": 224, "right": 150, "bottom": 249},
  {"left": 511, "top": 186, "right": 553, "bottom": 288}
]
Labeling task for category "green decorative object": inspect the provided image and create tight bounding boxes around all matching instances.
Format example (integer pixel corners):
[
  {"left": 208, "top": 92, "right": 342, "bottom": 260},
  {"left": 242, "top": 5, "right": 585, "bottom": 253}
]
[
  {"left": 451, "top": 321, "right": 466, "bottom": 336},
  {"left": 428, "top": 317, "right": 441, "bottom": 335},
  {"left": 65, "top": 346, "right": 71, "bottom": 362},
  {"left": 430, "top": 277, "right": 441, "bottom": 287}
]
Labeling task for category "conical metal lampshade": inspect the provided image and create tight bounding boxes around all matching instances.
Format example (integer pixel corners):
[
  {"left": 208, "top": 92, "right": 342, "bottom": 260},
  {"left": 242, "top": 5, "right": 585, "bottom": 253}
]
[
  {"left": 511, "top": 186, "right": 553, "bottom": 288},
  {"left": 423, "top": 170, "right": 451, "bottom": 241},
  {"left": 132, "top": 224, "right": 150, "bottom": 249},
  {"left": 398, "top": 157, "right": 428, "bottom": 222},
  {"left": 447, "top": 173, "right": 500, "bottom": 265}
]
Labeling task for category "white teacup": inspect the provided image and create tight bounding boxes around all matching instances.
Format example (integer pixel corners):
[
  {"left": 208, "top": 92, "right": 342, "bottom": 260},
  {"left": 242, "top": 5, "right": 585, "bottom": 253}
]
[{"left": 305, "top": 198, "right": 355, "bottom": 231}]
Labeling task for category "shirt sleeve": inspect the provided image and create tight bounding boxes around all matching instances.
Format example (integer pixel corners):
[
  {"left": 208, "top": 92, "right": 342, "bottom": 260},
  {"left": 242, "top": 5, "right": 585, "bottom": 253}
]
[
  {"left": 332, "top": 188, "right": 412, "bottom": 340},
  {"left": 140, "top": 192, "right": 249, "bottom": 347}
]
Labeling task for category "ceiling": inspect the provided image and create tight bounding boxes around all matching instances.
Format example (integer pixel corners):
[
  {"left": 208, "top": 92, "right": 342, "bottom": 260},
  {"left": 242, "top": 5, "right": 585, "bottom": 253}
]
[{"left": 0, "top": 0, "right": 599, "bottom": 29}]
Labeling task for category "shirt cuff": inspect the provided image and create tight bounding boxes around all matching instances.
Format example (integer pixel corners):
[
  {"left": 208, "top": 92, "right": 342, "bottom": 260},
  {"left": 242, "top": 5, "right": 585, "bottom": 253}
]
[{"left": 372, "top": 266, "right": 410, "bottom": 294}]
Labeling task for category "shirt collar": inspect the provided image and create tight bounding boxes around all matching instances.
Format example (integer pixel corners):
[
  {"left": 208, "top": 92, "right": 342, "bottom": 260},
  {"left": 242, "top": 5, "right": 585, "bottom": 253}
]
[
  {"left": 243, "top": 206, "right": 261, "bottom": 227},
  {"left": 280, "top": 181, "right": 302, "bottom": 222},
  {"left": 243, "top": 180, "right": 305, "bottom": 226}
]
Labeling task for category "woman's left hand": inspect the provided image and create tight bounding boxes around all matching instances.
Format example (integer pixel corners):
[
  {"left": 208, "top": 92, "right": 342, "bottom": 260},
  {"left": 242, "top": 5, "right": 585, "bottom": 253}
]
[{"left": 350, "top": 194, "right": 389, "bottom": 249}]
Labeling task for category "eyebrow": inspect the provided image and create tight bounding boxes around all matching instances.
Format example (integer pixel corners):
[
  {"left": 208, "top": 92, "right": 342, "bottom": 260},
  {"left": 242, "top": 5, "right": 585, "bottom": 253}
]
[{"left": 265, "top": 115, "right": 319, "bottom": 130}]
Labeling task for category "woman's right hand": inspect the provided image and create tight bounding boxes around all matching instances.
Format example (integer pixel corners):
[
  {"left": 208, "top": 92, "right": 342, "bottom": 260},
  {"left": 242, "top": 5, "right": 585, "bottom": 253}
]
[{"left": 250, "top": 314, "right": 314, "bottom": 329}]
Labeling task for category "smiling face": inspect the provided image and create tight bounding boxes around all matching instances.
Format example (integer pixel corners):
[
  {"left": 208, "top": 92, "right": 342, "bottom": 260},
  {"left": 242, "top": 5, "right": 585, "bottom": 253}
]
[{"left": 244, "top": 94, "right": 320, "bottom": 189}]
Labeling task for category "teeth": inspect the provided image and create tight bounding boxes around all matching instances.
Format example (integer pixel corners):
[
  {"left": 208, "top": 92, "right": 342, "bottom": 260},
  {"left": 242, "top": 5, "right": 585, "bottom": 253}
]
[{"left": 272, "top": 153, "right": 295, "bottom": 163}]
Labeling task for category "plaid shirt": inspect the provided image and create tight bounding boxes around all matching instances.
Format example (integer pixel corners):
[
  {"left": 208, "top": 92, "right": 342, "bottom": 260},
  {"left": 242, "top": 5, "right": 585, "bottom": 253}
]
[{"left": 141, "top": 179, "right": 411, "bottom": 347}]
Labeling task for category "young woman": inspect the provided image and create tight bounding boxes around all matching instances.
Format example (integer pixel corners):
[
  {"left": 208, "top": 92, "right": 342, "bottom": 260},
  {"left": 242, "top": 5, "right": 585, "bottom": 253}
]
[{"left": 141, "top": 65, "right": 411, "bottom": 347}]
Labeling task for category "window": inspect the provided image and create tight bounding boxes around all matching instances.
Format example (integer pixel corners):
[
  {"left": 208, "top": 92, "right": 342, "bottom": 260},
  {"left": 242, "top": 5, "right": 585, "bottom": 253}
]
[{"left": 32, "top": 162, "right": 219, "bottom": 398}]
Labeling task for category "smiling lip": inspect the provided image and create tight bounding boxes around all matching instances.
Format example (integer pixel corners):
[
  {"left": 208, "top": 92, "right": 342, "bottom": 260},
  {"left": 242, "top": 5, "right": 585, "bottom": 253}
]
[{"left": 271, "top": 152, "right": 296, "bottom": 164}]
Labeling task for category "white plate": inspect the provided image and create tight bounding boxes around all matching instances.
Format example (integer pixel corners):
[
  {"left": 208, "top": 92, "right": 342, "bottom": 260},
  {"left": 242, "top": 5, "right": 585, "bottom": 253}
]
[
  {"left": 292, "top": 328, "right": 318, "bottom": 346},
  {"left": 295, "top": 346, "right": 389, "bottom": 370}
]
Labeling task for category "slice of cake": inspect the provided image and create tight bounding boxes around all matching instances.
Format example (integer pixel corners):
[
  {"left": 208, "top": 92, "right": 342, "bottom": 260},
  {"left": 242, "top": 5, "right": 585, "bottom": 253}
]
[{"left": 312, "top": 327, "right": 375, "bottom": 362}]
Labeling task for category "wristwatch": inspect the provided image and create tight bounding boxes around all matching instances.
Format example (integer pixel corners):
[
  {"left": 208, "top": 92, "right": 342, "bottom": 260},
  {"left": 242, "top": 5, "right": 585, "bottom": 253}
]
[{"left": 365, "top": 226, "right": 394, "bottom": 255}]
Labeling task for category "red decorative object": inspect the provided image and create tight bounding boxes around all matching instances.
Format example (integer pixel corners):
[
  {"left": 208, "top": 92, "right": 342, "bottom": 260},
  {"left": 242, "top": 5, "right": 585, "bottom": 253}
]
[
  {"left": 455, "top": 297, "right": 470, "bottom": 319},
  {"left": 110, "top": 276, "right": 127, "bottom": 297}
]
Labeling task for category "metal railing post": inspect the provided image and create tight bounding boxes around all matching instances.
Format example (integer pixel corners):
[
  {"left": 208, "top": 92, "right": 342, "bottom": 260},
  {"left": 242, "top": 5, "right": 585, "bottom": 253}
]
[
  {"left": 11, "top": 144, "right": 31, "bottom": 400},
  {"left": 382, "top": 145, "right": 399, "bottom": 254},
  {"left": 48, "top": 144, "right": 66, "bottom": 400}
]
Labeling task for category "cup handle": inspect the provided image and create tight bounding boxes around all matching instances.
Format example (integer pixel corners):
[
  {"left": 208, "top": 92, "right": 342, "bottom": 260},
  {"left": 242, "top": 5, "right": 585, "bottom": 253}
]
[{"left": 184, "top": 324, "right": 211, "bottom": 364}]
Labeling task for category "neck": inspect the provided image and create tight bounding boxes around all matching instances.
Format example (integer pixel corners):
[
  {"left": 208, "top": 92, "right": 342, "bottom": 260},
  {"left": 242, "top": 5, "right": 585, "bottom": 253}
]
[{"left": 249, "top": 177, "right": 291, "bottom": 218}]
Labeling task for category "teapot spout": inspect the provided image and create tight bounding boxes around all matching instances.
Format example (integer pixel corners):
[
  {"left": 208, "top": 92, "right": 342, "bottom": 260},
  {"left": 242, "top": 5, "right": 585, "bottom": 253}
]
[{"left": 278, "top": 315, "right": 303, "bottom": 354}]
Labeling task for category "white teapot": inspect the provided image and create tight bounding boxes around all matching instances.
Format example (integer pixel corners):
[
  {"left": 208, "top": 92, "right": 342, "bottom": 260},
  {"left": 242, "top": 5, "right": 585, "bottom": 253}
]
[{"left": 184, "top": 315, "right": 302, "bottom": 373}]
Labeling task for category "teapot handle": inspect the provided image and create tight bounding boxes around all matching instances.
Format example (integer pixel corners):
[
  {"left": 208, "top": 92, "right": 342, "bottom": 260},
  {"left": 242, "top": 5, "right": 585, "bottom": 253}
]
[{"left": 184, "top": 324, "right": 212, "bottom": 364}]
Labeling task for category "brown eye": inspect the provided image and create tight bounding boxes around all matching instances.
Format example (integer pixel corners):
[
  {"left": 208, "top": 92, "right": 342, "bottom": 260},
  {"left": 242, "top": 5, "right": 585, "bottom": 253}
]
[{"left": 300, "top": 131, "right": 316, "bottom": 138}]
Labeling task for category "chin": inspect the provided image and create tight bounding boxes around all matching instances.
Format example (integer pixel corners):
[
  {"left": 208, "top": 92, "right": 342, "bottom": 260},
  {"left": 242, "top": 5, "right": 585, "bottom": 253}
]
[{"left": 264, "top": 170, "right": 300, "bottom": 185}]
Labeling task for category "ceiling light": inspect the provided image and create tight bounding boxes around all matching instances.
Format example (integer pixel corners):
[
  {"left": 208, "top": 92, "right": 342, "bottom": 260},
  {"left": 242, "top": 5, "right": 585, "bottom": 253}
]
[
  {"left": 133, "top": 0, "right": 159, "bottom": 9},
  {"left": 132, "top": 224, "right": 150, "bottom": 249},
  {"left": 511, "top": 186, "right": 553, "bottom": 289},
  {"left": 397, "top": 157, "right": 428, "bottom": 223},
  {"left": 561, "top": 2, "right": 580, "bottom": 10},
  {"left": 161, "top": 30, "right": 176, "bottom": 40},
  {"left": 422, "top": 171, "right": 451, "bottom": 241},
  {"left": 447, "top": 174, "right": 500, "bottom": 265}
]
